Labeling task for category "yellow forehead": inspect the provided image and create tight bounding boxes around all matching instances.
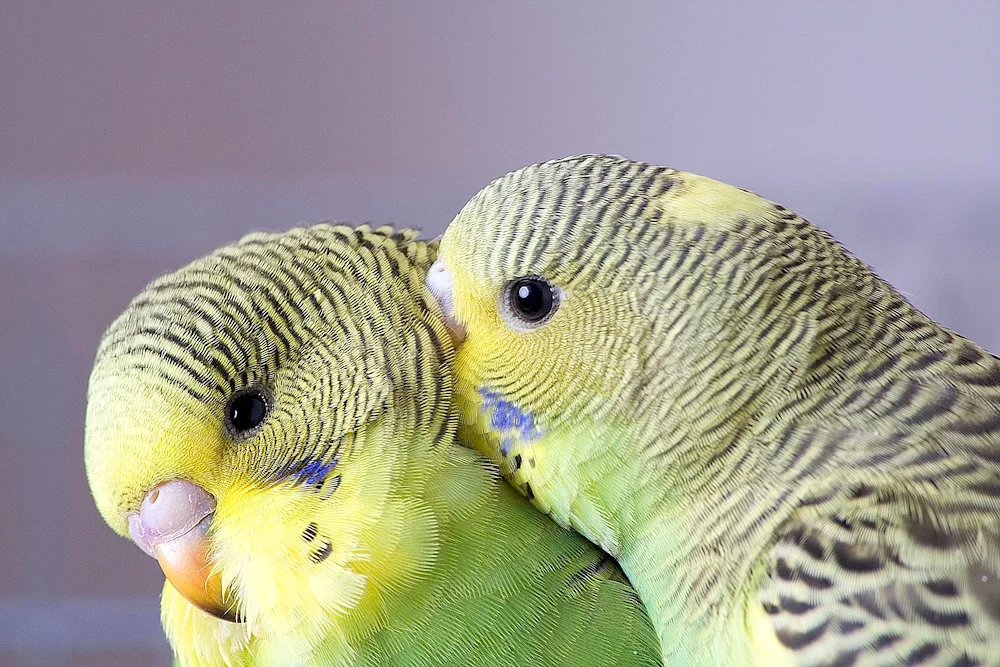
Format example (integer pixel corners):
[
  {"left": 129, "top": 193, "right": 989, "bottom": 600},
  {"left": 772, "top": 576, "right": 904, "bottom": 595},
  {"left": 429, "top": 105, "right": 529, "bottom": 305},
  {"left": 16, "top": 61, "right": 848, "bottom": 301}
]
[{"left": 84, "top": 377, "right": 227, "bottom": 534}]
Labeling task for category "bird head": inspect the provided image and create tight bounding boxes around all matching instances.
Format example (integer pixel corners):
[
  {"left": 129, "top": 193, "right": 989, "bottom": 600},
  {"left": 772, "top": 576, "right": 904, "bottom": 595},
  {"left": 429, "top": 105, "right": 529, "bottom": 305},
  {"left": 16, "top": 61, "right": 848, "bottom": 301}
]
[{"left": 86, "top": 224, "right": 451, "bottom": 660}]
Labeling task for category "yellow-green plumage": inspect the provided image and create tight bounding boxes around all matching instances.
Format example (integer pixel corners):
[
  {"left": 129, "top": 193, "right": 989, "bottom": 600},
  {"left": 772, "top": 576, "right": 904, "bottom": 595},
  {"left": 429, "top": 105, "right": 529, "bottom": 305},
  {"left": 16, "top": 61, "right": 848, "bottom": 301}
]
[
  {"left": 437, "top": 155, "right": 1000, "bottom": 666},
  {"left": 84, "top": 223, "right": 661, "bottom": 666}
]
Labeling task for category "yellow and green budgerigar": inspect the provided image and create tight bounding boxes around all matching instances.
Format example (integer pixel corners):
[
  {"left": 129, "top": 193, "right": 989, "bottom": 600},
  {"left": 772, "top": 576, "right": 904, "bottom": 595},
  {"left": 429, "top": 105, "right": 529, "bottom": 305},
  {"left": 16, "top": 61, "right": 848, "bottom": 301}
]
[
  {"left": 429, "top": 154, "right": 1000, "bottom": 666},
  {"left": 84, "top": 223, "right": 662, "bottom": 666}
]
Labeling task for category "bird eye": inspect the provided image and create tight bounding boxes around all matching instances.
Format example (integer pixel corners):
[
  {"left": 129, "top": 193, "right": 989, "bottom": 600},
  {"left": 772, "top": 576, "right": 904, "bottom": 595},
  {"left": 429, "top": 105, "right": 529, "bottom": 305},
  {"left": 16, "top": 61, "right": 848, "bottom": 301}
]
[
  {"left": 226, "top": 388, "right": 269, "bottom": 436},
  {"left": 502, "top": 276, "right": 560, "bottom": 329}
]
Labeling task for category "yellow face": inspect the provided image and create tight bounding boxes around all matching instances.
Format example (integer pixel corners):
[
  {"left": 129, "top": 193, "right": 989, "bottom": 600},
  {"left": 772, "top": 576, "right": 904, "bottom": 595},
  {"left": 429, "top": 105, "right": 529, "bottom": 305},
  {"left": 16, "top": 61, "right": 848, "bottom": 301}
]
[
  {"left": 84, "top": 225, "right": 449, "bottom": 661},
  {"left": 85, "top": 337, "right": 386, "bottom": 629},
  {"left": 432, "top": 251, "right": 646, "bottom": 431}
]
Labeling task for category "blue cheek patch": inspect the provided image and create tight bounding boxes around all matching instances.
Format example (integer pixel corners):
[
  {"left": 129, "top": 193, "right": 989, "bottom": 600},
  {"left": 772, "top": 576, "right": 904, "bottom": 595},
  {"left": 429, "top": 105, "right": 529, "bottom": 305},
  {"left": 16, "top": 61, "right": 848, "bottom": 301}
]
[
  {"left": 299, "top": 459, "right": 337, "bottom": 486},
  {"left": 274, "top": 453, "right": 339, "bottom": 490},
  {"left": 479, "top": 387, "right": 543, "bottom": 447}
]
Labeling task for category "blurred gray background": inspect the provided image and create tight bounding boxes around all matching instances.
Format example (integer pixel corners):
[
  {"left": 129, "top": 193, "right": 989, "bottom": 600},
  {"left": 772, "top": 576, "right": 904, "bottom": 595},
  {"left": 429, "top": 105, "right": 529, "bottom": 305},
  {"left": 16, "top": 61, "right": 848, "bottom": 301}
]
[{"left": 1, "top": 1, "right": 998, "bottom": 665}]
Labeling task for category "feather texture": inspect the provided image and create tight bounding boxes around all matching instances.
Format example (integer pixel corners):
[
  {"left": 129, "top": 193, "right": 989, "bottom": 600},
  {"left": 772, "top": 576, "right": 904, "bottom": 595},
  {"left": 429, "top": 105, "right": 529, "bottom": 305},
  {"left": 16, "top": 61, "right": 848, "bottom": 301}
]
[
  {"left": 439, "top": 155, "right": 1000, "bottom": 665},
  {"left": 85, "top": 223, "right": 661, "bottom": 666}
]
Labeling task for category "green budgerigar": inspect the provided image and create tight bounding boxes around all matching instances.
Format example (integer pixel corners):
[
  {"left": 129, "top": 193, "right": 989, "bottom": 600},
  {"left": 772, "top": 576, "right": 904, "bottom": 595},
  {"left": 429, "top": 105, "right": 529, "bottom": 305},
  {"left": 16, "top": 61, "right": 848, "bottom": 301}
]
[
  {"left": 429, "top": 155, "right": 1000, "bottom": 666},
  {"left": 84, "top": 223, "right": 662, "bottom": 666}
]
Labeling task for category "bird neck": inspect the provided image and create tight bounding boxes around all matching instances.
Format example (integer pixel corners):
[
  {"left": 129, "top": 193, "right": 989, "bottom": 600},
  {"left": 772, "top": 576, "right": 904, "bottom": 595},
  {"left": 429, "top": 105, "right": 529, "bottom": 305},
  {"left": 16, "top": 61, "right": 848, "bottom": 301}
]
[{"left": 514, "top": 415, "right": 773, "bottom": 664}]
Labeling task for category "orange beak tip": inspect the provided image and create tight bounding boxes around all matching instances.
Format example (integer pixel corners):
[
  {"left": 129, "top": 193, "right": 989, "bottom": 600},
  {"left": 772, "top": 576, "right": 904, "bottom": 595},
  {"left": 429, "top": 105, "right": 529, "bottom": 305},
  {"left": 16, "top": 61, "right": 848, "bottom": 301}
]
[{"left": 153, "top": 516, "right": 241, "bottom": 623}]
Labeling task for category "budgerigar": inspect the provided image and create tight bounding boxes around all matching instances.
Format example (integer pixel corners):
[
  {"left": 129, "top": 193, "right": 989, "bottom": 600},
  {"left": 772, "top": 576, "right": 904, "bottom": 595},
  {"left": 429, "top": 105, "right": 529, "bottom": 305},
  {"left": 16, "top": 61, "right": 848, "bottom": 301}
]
[
  {"left": 428, "top": 155, "right": 1000, "bottom": 666},
  {"left": 84, "top": 223, "right": 662, "bottom": 666}
]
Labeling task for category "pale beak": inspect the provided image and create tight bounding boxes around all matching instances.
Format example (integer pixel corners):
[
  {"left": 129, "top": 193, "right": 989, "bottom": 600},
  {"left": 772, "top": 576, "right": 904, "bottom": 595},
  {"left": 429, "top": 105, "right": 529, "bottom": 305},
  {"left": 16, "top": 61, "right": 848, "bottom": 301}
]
[
  {"left": 426, "top": 259, "right": 467, "bottom": 345},
  {"left": 128, "top": 479, "right": 240, "bottom": 622}
]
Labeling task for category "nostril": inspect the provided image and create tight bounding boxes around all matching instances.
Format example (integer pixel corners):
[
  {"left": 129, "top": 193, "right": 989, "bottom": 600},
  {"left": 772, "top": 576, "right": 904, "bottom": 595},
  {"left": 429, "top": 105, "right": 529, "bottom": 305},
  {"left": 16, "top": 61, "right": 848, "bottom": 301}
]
[{"left": 148, "top": 489, "right": 159, "bottom": 504}]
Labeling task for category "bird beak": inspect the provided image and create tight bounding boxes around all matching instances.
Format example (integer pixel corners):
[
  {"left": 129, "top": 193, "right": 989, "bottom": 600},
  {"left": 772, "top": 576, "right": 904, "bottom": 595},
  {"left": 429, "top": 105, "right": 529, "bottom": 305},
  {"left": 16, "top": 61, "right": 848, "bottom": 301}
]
[
  {"left": 426, "top": 259, "right": 467, "bottom": 345},
  {"left": 128, "top": 480, "right": 241, "bottom": 622}
]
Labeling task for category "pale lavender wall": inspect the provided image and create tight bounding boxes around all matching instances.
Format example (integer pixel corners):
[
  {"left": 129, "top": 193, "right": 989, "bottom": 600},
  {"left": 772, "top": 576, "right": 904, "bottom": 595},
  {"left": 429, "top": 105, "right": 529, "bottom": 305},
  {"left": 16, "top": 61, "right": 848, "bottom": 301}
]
[{"left": 1, "top": 2, "right": 998, "bottom": 665}]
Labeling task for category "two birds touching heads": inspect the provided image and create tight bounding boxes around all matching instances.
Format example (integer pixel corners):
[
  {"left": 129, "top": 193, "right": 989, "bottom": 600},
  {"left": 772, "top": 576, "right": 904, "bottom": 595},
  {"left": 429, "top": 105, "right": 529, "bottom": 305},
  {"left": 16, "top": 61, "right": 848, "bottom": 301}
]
[{"left": 85, "top": 155, "right": 1000, "bottom": 666}]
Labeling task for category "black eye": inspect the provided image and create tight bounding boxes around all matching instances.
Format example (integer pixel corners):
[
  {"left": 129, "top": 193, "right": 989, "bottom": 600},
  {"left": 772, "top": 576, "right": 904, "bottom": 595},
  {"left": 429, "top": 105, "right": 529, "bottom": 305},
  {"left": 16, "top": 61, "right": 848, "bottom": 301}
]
[
  {"left": 226, "top": 388, "right": 269, "bottom": 436},
  {"left": 504, "top": 276, "right": 559, "bottom": 327}
]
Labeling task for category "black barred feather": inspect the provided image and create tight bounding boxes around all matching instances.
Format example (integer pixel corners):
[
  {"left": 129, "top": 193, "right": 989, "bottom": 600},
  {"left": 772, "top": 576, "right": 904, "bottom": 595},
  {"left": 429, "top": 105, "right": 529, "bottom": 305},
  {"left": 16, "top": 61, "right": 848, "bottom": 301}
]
[{"left": 440, "top": 155, "right": 1000, "bottom": 665}]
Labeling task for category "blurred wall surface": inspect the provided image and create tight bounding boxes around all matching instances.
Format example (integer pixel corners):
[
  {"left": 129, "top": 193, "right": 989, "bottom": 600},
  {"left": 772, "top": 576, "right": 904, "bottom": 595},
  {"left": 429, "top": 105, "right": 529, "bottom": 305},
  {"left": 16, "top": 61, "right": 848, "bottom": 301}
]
[{"left": 1, "top": 1, "right": 998, "bottom": 665}]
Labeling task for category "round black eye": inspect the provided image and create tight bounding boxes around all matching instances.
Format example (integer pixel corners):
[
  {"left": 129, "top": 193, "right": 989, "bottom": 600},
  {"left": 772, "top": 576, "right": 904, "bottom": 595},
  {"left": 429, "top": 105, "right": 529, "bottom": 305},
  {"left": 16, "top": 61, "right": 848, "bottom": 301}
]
[
  {"left": 504, "top": 276, "right": 559, "bottom": 326},
  {"left": 226, "top": 389, "right": 269, "bottom": 436}
]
